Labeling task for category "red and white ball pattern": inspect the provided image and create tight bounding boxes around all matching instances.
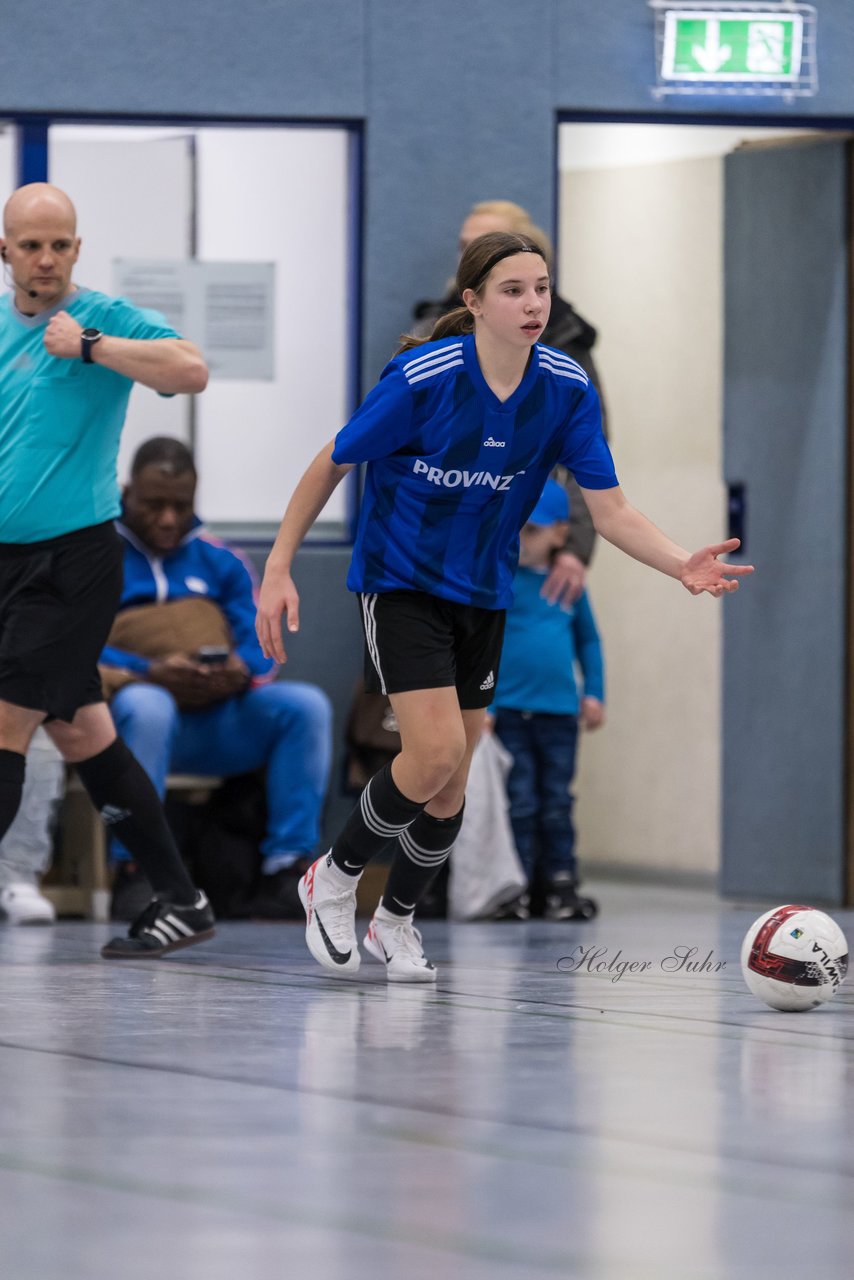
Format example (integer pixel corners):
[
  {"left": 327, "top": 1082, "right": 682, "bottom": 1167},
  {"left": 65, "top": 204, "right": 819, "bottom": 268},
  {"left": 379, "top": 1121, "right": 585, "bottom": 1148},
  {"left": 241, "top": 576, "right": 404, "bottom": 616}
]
[{"left": 740, "top": 904, "right": 848, "bottom": 1012}]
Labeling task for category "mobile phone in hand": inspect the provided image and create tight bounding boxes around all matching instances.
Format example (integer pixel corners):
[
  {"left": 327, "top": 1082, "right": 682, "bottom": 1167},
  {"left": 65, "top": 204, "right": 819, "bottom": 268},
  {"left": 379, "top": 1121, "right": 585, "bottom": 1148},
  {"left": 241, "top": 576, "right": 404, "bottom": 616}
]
[{"left": 195, "top": 645, "right": 230, "bottom": 665}]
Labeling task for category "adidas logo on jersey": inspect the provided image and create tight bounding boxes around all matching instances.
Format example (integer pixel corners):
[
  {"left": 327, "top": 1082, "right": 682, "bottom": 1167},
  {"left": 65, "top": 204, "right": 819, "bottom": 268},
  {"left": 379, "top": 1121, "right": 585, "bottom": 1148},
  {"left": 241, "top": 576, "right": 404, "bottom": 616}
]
[
  {"left": 483, "top": 436, "right": 505, "bottom": 448},
  {"left": 479, "top": 671, "right": 495, "bottom": 691},
  {"left": 412, "top": 458, "right": 524, "bottom": 491}
]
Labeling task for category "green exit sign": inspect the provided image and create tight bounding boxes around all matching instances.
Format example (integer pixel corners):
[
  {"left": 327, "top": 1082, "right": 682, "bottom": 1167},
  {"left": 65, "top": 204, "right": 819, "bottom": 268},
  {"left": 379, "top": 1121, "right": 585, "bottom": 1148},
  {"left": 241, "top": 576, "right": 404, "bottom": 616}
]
[{"left": 662, "top": 10, "right": 803, "bottom": 81}]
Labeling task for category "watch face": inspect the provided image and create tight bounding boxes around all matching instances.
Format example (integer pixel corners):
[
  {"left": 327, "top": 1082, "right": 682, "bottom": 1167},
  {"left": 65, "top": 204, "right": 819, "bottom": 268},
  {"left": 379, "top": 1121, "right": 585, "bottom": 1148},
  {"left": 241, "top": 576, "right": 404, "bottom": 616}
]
[{"left": 81, "top": 328, "right": 102, "bottom": 340}]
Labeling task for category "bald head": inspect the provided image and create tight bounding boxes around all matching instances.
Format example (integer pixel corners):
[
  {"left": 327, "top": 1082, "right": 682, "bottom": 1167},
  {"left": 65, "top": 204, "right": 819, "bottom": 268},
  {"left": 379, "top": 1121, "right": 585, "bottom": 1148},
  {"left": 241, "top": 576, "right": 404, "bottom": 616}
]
[
  {"left": 1, "top": 184, "right": 80, "bottom": 313},
  {"left": 3, "top": 183, "right": 76, "bottom": 237}
]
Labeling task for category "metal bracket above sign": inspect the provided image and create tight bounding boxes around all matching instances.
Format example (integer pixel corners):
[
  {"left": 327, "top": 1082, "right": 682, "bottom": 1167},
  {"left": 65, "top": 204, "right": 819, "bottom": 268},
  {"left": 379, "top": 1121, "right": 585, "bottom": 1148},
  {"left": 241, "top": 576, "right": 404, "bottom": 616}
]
[{"left": 649, "top": 1, "right": 817, "bottom": 99}]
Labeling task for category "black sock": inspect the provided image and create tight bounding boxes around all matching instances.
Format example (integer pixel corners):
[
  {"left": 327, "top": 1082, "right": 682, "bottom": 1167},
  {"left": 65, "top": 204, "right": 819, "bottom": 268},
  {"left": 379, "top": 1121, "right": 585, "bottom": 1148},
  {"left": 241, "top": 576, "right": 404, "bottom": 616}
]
[
  {"left": 330, "top": 762, "right": 425, "bottom": 876},
  {"left": 382, "top": 804, "right": 464, "bottom": 917},
  {"left": 0, "top": 749, "right": 26, "bottom": 845},
  {"left": 75, "top": 739, "right": 197, "bottom": 905}
]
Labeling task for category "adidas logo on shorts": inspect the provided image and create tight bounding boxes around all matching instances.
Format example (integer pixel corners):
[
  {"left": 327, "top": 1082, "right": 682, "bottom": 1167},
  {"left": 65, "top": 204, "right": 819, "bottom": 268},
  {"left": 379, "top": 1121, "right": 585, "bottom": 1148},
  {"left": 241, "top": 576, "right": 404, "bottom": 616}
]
[{"left": 479, "top": 670, "right": 495, "bottom": 691}]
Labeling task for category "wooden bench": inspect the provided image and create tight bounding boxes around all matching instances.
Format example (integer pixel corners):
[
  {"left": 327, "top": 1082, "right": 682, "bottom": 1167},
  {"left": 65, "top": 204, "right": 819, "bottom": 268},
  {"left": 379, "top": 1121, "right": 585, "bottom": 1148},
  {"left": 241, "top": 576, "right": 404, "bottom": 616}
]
[{"left": 43, "top": 772, "right": 222, "bottom": 922}]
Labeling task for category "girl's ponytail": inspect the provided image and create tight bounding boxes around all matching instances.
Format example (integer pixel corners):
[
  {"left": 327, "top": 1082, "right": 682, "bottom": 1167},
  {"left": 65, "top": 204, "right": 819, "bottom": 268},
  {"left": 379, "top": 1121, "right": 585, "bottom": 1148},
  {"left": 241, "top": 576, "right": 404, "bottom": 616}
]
[{"left": 398, "top": 305, "right": 474, "bottom": 354}]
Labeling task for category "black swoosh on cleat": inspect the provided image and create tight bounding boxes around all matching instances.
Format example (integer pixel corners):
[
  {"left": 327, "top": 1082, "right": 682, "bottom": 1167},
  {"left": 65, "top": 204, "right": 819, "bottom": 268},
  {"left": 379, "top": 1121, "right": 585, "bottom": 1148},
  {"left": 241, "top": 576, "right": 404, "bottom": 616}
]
[{"left": 316, "top": 913, "right": 353, "bottom": 965}]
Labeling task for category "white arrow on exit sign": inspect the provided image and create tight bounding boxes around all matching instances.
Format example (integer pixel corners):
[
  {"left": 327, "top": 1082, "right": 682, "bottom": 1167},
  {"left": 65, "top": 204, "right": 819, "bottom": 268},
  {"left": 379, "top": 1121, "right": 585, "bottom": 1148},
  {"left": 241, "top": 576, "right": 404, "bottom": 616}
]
[{"left": 692, "top": 19, "right": 732, "bottom": 72}]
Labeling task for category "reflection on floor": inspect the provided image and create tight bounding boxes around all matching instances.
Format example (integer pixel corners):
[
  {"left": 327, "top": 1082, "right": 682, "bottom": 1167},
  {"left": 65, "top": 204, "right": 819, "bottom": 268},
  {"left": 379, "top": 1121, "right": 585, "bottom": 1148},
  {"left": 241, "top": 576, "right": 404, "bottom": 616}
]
[{"left": 0, "top": 881, "right": 852, "bottom": 1280}]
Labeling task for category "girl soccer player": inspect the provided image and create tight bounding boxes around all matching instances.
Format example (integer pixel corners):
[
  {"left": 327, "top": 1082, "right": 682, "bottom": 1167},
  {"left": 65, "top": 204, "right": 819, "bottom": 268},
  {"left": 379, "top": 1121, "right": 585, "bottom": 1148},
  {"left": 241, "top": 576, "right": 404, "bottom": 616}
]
[{"left": 256, "top": 230, "right": 753, "bottom": 983}]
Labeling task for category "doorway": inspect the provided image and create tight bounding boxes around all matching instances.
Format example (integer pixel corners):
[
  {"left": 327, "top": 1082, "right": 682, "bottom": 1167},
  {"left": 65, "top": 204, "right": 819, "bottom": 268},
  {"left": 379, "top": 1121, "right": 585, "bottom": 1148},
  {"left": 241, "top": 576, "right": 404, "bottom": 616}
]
[{"left": 557, "top": 119, "right": 850, "bottom": 902}]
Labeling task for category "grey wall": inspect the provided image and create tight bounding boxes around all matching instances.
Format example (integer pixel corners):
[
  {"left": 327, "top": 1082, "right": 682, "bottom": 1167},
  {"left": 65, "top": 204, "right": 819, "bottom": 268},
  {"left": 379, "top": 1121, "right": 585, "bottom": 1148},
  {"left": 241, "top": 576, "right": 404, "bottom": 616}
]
[
  {"left": 722, "top": 142, "right": 849, "bottom": 903},
  {"left": 5, "top": 1, "right": 854, "bottom": 387}
]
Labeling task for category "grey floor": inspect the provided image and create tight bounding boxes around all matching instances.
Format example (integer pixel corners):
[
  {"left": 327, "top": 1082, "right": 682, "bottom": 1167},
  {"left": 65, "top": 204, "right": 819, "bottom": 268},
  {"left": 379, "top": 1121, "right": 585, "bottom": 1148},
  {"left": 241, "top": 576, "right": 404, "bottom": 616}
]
[{"left": 1, "top": 882, "right": 852, "bottom": 1280}]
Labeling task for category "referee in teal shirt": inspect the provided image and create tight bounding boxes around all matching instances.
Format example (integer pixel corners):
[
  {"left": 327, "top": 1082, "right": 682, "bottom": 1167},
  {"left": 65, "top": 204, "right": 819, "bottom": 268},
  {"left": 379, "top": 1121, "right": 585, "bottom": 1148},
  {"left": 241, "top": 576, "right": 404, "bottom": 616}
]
[{"left": 0, "top": 182, "right": 215, "bottom": 958}]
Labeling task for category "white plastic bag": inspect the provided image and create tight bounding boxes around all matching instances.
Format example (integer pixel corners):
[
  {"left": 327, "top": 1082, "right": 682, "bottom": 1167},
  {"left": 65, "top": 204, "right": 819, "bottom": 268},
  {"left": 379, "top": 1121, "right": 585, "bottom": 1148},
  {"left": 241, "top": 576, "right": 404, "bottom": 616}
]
[
  {"left": 448, "top": 732, "right": 526, "bottom": 921},
  {"left": 0, "top": 728, "right": 64, "bottom": 880}
]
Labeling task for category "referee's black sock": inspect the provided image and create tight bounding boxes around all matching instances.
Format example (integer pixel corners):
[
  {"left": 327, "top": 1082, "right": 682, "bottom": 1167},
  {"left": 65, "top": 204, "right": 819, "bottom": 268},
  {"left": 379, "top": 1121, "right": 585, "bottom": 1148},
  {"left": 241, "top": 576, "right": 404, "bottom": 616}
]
[
  {"left": 330, "top": 762, "right": 425, "bottom": 876},
  {"left": 75, "top": 739, "right": 197, "bottom": 906},
  {"left": 0, "top": 749, "right": 26, "bottom": 844},
  {"left": 381, "top": 804, "right": 464, "bottom": 917}
]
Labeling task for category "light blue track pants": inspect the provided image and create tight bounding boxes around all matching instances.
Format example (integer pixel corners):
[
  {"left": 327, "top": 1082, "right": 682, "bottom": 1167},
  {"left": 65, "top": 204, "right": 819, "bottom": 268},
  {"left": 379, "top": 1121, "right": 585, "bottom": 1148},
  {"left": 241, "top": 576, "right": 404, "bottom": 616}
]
[{"left": 109, "top": 681, "right": 333, "bottom": 866}]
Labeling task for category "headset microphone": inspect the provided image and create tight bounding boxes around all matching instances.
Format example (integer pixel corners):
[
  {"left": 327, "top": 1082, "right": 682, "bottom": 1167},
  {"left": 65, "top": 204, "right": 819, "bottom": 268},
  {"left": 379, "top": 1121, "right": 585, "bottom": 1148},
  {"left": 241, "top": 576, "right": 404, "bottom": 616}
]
[{"left": 1, "top": 256, "right": 40, "bottom": 299}]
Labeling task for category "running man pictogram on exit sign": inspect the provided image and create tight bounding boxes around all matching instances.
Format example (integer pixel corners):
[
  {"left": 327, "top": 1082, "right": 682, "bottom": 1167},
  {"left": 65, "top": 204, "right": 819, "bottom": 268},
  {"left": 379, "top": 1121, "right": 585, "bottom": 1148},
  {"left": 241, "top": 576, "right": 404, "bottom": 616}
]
[{"left": 661, "top": 10, "right": 803, "bottom": 81}]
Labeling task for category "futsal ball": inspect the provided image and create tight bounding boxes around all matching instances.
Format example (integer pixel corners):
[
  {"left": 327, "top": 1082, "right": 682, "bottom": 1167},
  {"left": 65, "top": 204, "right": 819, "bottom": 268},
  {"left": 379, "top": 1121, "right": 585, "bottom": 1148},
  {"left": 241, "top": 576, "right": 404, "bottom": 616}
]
[{"left": 740, "top": 904, "right": 848, "bottom": 1012}]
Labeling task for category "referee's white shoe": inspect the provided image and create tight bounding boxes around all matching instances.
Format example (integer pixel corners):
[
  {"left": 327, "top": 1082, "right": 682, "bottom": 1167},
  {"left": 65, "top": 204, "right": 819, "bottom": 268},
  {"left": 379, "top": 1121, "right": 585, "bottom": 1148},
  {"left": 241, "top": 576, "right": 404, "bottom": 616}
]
[
  {"left": 0, "top": 882, "right": 56, "bottom": 926},
  {"left": 298, "top": 854, "right": 361, "bottom": 974}
]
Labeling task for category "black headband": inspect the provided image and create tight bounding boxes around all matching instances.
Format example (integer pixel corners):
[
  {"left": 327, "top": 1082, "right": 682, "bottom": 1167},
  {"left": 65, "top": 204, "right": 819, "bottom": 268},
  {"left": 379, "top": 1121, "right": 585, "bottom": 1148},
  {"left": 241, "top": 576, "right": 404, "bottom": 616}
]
[{"left": 469, "top": 243, "right": 543, "bottom": 292}]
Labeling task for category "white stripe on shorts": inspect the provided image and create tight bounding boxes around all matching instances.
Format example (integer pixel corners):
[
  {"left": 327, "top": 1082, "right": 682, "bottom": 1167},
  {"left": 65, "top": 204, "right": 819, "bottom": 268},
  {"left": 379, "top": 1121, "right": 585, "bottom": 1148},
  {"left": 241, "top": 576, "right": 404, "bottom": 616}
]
[{"left": 360, "top": 593, "right": 387, "bottom": 695}]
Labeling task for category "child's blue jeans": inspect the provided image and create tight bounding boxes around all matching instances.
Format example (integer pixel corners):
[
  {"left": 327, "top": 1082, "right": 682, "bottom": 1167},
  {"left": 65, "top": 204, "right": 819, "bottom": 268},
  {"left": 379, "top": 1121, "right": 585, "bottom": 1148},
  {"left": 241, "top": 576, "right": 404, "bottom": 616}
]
[{"left": 492, "top": 709, "right": 579, "bottom": 883}]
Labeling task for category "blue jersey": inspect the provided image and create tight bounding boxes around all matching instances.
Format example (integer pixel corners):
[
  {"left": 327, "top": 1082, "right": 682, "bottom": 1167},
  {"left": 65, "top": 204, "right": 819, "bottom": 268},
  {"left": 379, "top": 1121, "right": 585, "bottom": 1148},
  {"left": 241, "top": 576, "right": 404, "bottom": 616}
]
[
  {"left": 0, "top": 287, "right": 179, "bottom": 543},
  {"left": 332, "top": 334, "right": 618, "bottom": 609}
]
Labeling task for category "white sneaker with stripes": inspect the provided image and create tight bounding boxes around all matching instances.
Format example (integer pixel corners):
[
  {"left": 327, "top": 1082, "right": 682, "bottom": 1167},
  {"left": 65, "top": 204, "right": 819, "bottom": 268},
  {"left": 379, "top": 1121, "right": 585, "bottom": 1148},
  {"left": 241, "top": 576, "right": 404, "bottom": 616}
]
[
  {"left": 101, "top": 890, "right": 215, "bottom": 958},
  {"left": 363, "top": 907, "right": 437, "bottom": 983}
]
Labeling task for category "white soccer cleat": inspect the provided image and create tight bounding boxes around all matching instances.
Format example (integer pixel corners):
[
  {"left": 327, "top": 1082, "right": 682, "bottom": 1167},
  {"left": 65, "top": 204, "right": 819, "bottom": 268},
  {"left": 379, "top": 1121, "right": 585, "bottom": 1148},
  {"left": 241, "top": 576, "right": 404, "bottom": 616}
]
[
  {"left": 363, "top": 909, "right": 437, "bottom": 983},
  {"left": 0, "top": 882, "right": 56, "bottom": 926},
  {"left": 298, "top": 855, "right": 360, "bottom": 974}
]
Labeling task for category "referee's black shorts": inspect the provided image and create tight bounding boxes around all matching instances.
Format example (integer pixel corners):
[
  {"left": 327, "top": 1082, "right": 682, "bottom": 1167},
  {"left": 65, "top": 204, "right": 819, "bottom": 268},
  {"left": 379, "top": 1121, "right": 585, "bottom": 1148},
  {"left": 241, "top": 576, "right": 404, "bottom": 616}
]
[
  {"left": 359, "top": 589, "right": 505, "bottom": 710},
  {"left": 0, "top": 521, "right": 124, "bottom": 723}
]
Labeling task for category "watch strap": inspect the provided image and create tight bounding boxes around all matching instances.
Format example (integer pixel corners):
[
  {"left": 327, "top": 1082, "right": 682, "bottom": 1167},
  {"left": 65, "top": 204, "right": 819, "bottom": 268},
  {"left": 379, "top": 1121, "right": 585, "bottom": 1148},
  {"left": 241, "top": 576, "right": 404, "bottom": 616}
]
[{"left": 81, "top": 329, "right": 103, "bottom": 364}]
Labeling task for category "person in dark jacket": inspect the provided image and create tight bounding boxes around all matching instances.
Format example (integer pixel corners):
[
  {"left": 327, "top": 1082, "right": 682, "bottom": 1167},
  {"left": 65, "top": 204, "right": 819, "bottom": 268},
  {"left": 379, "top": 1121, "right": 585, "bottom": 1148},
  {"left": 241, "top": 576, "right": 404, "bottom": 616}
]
[{"left": 411, "top": 200, "right": 608, "bottom": 604}]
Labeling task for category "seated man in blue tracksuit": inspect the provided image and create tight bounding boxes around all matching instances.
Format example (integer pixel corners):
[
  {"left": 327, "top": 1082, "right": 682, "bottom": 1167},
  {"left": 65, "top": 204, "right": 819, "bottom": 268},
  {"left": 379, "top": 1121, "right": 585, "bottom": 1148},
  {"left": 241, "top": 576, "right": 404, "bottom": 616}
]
[{"left": 100, "top": 436, "right": 332, "bottom": 921}]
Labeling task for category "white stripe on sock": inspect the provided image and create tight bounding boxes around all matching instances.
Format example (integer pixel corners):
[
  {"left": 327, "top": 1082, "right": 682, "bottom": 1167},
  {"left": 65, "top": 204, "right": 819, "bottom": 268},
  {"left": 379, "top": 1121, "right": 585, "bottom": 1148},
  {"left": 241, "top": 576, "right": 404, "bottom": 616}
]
[
  {"left": 361, "top": 781, "right": 411, "bottom": 839},
  {"left": 399, "top": 828, "right": 453, "bottom": 867}
]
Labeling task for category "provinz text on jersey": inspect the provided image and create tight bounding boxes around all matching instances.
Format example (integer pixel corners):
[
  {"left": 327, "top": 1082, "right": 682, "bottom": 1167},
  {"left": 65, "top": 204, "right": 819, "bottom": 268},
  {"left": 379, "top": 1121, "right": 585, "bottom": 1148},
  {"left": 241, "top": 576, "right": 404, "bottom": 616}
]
[{"left": 412, "top": 458, "right": 525, "bottom": 491}]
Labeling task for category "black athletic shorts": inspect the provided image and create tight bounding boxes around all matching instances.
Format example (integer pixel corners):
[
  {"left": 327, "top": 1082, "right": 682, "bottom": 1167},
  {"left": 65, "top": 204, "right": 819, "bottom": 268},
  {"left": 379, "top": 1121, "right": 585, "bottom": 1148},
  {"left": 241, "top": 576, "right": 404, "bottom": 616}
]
[
  {"left": 0, "top": 521, "right": 124, "bottom": 722},
  {"left": 359, "top": 590, "right": 505, "bottom": 710}
]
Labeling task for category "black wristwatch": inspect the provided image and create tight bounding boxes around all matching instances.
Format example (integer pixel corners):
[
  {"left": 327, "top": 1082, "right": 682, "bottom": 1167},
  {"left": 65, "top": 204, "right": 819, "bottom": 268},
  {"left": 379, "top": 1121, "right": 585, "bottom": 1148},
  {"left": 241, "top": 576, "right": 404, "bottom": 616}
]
[{"left": 80, "top": 328, "right": 103, "bottom": 363}]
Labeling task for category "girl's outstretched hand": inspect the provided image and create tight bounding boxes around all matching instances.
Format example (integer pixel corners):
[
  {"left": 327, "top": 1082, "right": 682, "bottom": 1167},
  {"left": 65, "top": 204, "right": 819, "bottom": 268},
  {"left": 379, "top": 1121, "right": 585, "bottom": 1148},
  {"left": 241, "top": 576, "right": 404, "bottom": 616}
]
[
  {"left": 256, "top": 568, "right": 300, "bottom": 663},
  {"left": 680, "top": 538, "right": 755, "bottom": 597}
]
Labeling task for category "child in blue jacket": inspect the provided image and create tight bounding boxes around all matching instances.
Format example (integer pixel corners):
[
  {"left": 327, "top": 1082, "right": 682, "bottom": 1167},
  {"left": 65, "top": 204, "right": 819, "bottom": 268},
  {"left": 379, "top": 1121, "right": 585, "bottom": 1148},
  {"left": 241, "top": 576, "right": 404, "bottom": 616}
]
[{"left": 490, "top": 479, "right": 605, "bottom": 920}]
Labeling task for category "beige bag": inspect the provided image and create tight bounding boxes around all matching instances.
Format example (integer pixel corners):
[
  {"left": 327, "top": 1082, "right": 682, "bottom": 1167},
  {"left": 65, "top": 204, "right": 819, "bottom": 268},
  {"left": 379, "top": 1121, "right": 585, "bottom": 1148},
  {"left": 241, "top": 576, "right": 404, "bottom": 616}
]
[{"left": 99, "top": 597, "right": 232, "bottom": 700}]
